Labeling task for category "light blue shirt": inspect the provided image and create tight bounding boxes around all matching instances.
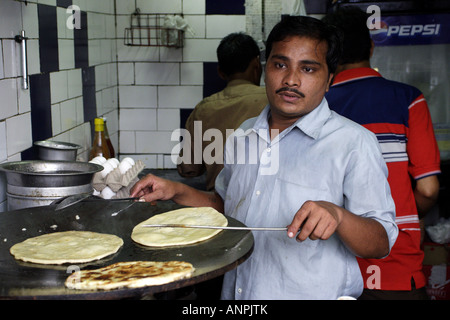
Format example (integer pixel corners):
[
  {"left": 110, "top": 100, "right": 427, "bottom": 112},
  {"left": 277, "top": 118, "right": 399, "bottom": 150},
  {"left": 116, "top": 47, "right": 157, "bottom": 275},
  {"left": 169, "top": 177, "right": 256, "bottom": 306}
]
[{"left": 215, "top": 98, "right": 398, "bottom": 300}]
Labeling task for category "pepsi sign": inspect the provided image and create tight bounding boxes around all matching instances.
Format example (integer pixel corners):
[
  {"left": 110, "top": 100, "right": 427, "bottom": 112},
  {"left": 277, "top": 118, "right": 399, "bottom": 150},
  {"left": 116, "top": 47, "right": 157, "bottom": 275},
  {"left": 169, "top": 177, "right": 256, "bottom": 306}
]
[{"left": 370, "top": 13, "right": 449, "bottom": 46}]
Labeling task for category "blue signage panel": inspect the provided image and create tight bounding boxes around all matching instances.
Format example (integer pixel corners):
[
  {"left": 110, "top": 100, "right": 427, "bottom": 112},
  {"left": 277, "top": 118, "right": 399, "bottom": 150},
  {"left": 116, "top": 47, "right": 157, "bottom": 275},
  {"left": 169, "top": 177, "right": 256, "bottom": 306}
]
[{"left": 370, "top": 13, "right": 450, "bottom": 46}]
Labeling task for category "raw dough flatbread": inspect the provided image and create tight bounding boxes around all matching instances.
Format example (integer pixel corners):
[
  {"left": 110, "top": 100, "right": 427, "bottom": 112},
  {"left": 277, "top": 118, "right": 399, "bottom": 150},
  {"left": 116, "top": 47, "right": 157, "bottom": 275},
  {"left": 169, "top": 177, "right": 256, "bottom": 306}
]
[
  {"left": 65, "top": 260, "right": 195, "bottom": 290},
  {"left": 10, "top": 231, "right": 123, "bottom": 265},
  {"left": 131, "top": 207, "right": 228, "bottom": 247}
]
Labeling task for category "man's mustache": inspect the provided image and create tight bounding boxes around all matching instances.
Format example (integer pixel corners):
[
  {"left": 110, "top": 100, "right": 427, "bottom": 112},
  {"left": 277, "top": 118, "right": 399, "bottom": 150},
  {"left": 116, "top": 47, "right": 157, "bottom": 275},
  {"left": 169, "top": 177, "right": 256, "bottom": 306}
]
[{"left": 275, "top": 87, "right": 305, "bottom": 98}]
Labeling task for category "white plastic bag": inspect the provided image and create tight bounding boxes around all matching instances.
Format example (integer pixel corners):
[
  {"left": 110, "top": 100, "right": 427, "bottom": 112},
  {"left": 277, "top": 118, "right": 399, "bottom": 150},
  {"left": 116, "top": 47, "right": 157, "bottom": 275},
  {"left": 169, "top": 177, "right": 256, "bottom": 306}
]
[
  {"left": 161, "top": 15, "right": 195, "bottom": 47},
  {"left": 426, "top": 218, "right": 450, "bottom": 244}
]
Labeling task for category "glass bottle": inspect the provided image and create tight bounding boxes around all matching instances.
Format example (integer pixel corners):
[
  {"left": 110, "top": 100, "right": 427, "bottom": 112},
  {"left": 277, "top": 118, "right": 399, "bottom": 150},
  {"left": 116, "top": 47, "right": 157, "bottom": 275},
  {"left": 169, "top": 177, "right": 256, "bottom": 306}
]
[
  {"left": 102, "top": 117, "right": 115, "bottom": 158},
  {"left": 89, "top": 117, "right": 111, "bottom": 160}
]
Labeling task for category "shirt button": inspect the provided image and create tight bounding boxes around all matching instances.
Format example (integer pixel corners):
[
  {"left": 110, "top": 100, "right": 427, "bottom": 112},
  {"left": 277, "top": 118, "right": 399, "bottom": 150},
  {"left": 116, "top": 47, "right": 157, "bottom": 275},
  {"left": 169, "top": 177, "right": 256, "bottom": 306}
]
[
  {"left": 255, "top": 190, "right": 261, "bottom": 196},
  {"left": 266, "top": 147, "right": 271, "bottom": 153},
  {"left": 237, "top": 288, "right": 242, "bottom": 294}
]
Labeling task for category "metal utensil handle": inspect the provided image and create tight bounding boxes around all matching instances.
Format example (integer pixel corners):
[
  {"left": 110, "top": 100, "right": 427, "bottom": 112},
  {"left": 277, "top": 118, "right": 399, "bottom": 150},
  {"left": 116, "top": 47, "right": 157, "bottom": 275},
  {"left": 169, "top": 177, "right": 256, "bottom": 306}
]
[
  {"left": 87, "top": 197, "right": 142, "bottom": 201},
  {"left": 142, "top": 224, "right": 288, "bottom": 231},
  {"left": 54, "top": 194, "right": 142, "bottom": 211},
  {"left": 15, "top": 30, "right": 28, "bottom": 90}
]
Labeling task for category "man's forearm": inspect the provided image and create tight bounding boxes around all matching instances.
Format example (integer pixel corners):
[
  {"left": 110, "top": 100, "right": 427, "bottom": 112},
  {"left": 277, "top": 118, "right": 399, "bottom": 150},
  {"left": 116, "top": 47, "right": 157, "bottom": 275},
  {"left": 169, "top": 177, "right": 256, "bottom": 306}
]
[
  {"left": 287, "top": 200, "right": 391, "bottom": 259},
  {"left": 130, "top": 174, "right": 224, "bottom": 213},
  {"left": 337, "top": 208, "right": 390, "bottom": 259},
  {"left": 172, "top": 182, "right": 224, "bottom": 213},
  {"left": 414, "top": 175, "right": 439, "bottom": 218}
]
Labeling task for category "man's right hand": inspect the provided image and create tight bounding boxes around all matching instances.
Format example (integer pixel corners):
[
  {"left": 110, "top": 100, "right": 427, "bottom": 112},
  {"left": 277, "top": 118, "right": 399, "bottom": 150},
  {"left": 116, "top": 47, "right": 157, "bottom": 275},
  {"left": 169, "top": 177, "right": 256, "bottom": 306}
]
[
  {"left": 130, "top": 174, "right": 179, "bottom": 203},
  {"left": 130, "top": 174, "right": 224, "bottom": 213}
]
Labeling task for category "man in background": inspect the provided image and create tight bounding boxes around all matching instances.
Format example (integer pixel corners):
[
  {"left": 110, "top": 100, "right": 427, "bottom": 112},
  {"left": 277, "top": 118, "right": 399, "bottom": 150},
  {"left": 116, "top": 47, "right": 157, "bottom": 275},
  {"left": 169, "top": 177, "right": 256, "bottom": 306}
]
[
  {"left": 323, "top": 7, "right": 440, "bottom": 299},
  {"left": 177, "top": 32, "right": 267, "bottom": 191}
]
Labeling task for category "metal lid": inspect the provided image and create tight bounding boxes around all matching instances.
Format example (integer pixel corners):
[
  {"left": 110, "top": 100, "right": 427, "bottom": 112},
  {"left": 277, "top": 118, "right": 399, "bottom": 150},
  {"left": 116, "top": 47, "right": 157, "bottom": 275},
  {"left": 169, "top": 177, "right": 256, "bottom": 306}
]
[
  {"left": 0, "top": 161, "right": 103, "bottom": 187},
  {"left": 34, "top": 140, "right": 81, "bottom": 150}
]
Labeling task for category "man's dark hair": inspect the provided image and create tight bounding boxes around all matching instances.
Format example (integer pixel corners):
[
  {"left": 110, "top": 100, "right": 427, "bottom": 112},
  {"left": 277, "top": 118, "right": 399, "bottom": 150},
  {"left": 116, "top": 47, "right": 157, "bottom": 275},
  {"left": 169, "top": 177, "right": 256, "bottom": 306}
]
[
  {"left": 265, "top": 15, "right": 342, "bottom": 75},
  {"left": 217, "top": 32, "right": 261, "bottom": 77},
  {"left": 322, "top": 7, "right": 372, "bottom": 64}
]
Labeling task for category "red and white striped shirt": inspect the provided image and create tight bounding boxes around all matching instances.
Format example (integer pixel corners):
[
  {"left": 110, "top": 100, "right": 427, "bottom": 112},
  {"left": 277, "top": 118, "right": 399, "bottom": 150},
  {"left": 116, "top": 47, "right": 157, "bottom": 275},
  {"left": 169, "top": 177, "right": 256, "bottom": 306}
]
[{"left": 326, "top": 68, "right": 441, "bottom": 290}]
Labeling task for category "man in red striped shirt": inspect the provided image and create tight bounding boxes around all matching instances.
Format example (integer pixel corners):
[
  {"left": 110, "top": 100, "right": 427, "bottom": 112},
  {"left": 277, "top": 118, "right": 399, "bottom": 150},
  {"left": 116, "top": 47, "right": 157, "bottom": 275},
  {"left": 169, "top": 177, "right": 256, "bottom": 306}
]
[{"left": 324, "top": 7, "right": 440, "bottom": 299}]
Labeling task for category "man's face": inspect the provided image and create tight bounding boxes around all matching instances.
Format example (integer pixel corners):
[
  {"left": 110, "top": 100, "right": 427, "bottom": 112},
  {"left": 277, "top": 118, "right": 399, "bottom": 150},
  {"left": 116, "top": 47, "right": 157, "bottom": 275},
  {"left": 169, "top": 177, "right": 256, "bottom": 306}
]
[{"left": 265, "top": 36, "right": 333, "bottom": 125}]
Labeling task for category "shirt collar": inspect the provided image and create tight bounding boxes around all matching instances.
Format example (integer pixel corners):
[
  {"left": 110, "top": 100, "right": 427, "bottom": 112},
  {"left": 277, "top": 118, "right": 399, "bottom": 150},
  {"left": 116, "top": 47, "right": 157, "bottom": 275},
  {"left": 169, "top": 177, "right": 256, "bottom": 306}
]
[
  {"left": 296, "top": 98, "right": 331, "bottom": 139},
  {"left": 251, "top": 98, "right": 332, "bottom": 140},
  {"left": 227, "top": 79, "right": 256, "bottom": 87},
  {"left": 332, "top": 67, "right": 382, "bottom": 87}
]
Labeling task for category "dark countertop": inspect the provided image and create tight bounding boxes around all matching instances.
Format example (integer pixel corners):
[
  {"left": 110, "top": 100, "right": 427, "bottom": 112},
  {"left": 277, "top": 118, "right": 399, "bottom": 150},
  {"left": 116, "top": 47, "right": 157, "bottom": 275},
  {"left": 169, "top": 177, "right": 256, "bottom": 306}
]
[{"left": 139, "top": 169, "right": 207, "bottom": 191}]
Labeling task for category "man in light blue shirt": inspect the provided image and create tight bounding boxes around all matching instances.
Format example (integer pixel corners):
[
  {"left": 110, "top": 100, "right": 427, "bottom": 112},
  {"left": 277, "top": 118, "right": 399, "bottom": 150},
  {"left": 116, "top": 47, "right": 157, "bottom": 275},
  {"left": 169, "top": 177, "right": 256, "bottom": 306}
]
[
  {"left": 131, "top": 16, "right": 398, "bottom": 299},
  {"left": 216, "top": 98, "right": 397, "bottom": 299}
]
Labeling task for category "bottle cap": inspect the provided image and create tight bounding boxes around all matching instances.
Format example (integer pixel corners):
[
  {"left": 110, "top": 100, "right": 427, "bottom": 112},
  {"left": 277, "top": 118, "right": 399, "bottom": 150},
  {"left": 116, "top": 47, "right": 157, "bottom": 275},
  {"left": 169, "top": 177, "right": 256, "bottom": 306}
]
[{"left": 94, "top": 117, "right": 104, "bottom": 131}]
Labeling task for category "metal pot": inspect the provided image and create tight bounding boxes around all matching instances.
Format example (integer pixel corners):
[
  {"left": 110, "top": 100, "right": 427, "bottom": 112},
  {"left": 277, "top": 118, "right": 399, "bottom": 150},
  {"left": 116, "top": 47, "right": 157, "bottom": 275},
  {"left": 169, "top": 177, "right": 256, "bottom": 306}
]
[
  {"left": 34, "top": 140, "right": 81, "bottom": 161},
  {"left": 0, "top": 161, "right": 103, "bottom": 210}
]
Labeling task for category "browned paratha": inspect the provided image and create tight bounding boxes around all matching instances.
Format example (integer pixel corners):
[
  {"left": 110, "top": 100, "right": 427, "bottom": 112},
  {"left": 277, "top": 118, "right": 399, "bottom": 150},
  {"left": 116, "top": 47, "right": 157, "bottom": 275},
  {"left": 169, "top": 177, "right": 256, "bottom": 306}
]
[{"left": 65, "top": 260, "right": 195, "bottom": 290}]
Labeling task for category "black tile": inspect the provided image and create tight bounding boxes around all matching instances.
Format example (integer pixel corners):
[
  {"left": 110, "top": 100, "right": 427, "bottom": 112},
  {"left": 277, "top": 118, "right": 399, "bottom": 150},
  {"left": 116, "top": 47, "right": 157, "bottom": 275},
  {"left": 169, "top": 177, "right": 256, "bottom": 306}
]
[
  {"left": 57, "top": 0, "right": 72, "bottom": 8},
  {"left": 203, "top": 62, "right": 226, "bottom": 98},
  {"left": 20, "top": 146, "right": 37, "bottom": 161},
  {"left": 179, "top": 63, "right": 226, "bottom": 131},
  {"left": 206, "top": 0, "right": 245, "bottom": 15},
  {"left": 38, "top": 4, "right": 59, "bottom": 73},
  {"left": 82, "top": 66, "right": 97, "bottom": 123},
  {"left": 29, "top": 73, "right": 52, "bottom": 141},
  {"left": 74, "top": 11, "right": 88, "bottom": 68},
  {"left": 23, "top": 73, "right": 53, "bottom": 160},
  {"left": 180, "top": 108, "right": 193, "bottom": 129}
]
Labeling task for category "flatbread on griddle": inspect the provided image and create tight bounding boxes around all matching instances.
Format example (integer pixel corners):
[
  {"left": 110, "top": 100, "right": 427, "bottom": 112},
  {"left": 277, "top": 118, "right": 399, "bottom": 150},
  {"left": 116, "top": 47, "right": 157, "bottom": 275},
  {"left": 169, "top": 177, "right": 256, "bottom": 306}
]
[
  {"left": 10, "top": 231, "right": 123, "bottom": 265},
  {"left": 65, "top": 260, "right": 195, "bottom": 290},
  {"left": 131, "top": 207, "right": 228, "bottom": 247}
]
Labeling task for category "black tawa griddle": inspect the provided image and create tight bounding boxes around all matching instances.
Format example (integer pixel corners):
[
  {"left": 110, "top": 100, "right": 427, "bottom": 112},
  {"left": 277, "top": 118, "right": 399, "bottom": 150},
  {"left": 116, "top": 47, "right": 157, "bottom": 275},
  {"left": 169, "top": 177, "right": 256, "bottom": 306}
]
[{"left": 0, "top": 200, "right": 253, "bottom": 300}]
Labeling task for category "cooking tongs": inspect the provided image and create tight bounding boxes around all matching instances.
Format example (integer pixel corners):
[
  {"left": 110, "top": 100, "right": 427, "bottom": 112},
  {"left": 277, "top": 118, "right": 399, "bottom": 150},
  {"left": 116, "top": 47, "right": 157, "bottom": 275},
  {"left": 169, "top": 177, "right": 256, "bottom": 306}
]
[{"left": 142, "top": 224, "right": 288, "bottom": 232}]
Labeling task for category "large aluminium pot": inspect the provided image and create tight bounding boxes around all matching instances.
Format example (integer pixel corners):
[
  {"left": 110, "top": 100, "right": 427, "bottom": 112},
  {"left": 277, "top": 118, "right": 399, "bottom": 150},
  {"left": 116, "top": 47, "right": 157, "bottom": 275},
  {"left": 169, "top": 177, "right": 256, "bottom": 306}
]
[{"left": 0, "top": 161, "right": 103, "bottom": 210}]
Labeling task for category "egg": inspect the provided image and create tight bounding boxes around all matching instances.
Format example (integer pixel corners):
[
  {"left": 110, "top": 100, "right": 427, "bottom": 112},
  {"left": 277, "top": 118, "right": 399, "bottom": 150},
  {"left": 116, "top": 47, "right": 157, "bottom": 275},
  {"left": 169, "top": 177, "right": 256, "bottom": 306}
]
[
  {"left": 118, "top": 161, "right": 132, "bottom": 174},
  {"left": 106, "top": 158, "right": 119, "bottom": 168},
  {"left": 89, "top": 156, "right": 106, "bottom": 165},
  {"left": 101, "top": 186, "right": 116, "bottom": 199},
  {"left": 121, "top": 157, "right": 135, "bottom": 166},
  {"left": 100, "top": 161, "right": 114, "bottom": 178}
]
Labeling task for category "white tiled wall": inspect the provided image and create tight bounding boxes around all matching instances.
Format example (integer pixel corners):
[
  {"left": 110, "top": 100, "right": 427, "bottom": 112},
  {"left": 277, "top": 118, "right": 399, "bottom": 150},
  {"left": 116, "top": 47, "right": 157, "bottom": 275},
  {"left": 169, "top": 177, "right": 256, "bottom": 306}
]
[
  {"left": 0, "top": 0, "right": 292, "bottom": 211},
  {"left": 0, "top": 0, "right": 29, "bottom": 188},
  {"left": 0, "top": 0, "right": 118, "bottom": 211},
  {"left": 0, "top": 0, "right": 118, "bottom": 156},
  {"left": 116, "top": 0, "right": 248, "bottom": 169}
]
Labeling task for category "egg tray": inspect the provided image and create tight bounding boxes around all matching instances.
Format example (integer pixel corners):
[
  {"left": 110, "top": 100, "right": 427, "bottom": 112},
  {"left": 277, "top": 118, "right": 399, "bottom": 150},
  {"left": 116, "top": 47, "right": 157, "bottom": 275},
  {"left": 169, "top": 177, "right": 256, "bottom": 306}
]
[{"left": 92, "top": 160, "right": 145, "bottom": 197}]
